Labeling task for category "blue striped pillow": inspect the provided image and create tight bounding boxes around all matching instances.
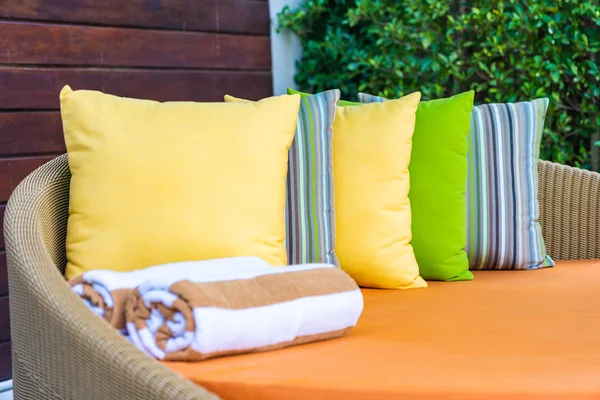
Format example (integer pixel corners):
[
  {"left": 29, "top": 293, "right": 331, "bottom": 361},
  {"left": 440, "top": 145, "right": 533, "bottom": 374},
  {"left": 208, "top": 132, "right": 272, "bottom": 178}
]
[{"left": 467, "top": 99, "right": 554, "bottom": 270}]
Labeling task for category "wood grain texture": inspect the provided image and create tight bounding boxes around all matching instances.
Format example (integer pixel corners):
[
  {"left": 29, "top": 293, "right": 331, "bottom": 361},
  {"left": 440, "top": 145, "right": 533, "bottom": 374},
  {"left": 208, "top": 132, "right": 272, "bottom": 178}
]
[
  {"left": 0, "top": 156, "right": 57, "bottom": 201},
  {"left": 0, "top": 0, "right": 270, "bottom": 34},
  {"left": 0, "top": 252, "right": 6, "bottom": 296},
  {"left": 0, "top": 22, "right": 272, "bottom": 70},
  {"left": 0, "top": 112, "right": 65, "bottom": 156},
  {"left": 0, "top": 342, "right": 10, "bottom": 381},
  {"left": 217, "top": 1, "right": 270, "bottom": 34},
  {"left": 0, "top": 67, "right": 272, "bottom": 109},
  {"left": 0, "top": 297, "right": 8, "bottom": 342}
]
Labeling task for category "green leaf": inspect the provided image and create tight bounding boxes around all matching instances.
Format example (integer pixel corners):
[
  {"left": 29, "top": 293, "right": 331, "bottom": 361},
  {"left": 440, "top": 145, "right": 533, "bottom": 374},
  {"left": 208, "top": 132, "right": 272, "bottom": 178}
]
[
  {"left": 570, "top": 64, "right": 579, "bottom": 75},
  {"left": 421, "top": 36, "right": 432, "bottom": 49}
]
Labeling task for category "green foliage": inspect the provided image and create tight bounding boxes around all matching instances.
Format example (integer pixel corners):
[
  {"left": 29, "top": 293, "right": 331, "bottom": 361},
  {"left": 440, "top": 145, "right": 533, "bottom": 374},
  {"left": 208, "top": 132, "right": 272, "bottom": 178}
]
[{"left": 278, "top": 0, "right": 600, "bottom": 169}]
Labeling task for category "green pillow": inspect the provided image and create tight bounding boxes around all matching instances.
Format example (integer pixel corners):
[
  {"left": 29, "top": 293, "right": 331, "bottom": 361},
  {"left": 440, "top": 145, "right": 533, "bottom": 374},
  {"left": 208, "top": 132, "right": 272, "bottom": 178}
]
[{"left": 359, "top": 91, "right": 474, "bottom": 281}]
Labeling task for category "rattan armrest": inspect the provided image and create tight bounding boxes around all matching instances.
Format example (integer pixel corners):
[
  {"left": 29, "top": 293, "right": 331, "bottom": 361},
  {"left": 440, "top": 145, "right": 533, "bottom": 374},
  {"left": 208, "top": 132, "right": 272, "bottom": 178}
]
[
  {"left": 4, "top": 155, "right": 217, "bottom": 400},
  {"left": 538, "top": 160, "right": 600, "bottom": 260}
]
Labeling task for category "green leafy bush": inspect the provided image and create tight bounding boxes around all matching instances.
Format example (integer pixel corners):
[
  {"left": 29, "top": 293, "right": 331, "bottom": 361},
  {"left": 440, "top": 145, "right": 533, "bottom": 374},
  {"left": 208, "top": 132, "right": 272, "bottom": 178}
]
[{"left": 278, "top": 0, "right": 600, "bottom": 169}]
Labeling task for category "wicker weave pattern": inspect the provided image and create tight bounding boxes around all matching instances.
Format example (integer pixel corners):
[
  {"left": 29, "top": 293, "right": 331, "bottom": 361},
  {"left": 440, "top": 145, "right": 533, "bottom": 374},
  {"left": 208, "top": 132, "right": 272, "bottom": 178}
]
[
  {"left": 4, "top": 155, "right": 218, "bottom": 400},
  {"left": 538, "top": 159, "right": 600, "bottom": 260},
  {"left": 4, "top": 155, "right": 599, "bottom": 399}
]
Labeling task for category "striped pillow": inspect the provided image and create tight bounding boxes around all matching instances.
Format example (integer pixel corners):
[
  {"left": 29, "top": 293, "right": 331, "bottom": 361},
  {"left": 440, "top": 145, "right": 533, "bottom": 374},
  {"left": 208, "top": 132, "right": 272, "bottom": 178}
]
[
  {"left": 467, "top": 99, "right": 554, "bottom": 270},
  {"left": 285, "top": 89, "right": 340, "bottom": 266}
]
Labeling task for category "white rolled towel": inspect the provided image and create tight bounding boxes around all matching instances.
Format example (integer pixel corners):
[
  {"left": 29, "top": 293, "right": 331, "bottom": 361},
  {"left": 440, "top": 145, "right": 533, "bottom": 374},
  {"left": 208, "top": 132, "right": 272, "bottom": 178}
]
[{"left": 126, "top": 263, "right": 363, "bottom": 361}]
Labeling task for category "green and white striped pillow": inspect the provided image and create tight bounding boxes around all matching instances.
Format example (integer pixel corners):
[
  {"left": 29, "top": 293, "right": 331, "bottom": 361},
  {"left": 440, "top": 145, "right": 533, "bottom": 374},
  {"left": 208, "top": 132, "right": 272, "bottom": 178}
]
[{"left": 285, "top": 89, "right": 340, "bottom": 266}]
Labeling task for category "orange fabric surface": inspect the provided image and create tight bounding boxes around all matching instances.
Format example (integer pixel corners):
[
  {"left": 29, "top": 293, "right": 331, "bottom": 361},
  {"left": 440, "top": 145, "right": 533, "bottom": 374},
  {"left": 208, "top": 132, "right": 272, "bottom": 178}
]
[{"left": 165, "top": 260, "right": 600, "bottom": 400}]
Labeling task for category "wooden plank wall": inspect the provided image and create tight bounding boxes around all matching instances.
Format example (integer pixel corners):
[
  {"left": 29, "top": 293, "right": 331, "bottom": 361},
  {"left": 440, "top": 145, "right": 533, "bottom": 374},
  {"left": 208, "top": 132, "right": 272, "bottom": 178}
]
[{"left": 0, "top": 0, "right": 272, "bottom": 381}]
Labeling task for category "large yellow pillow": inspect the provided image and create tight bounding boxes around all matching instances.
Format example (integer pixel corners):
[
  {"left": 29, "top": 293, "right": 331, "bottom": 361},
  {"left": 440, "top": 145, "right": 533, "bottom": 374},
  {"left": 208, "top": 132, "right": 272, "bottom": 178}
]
[
  {"left": 334, "top": 92, "right": 427, "bottom": 289},
  {"left": 60, "top": 86, "right": 300, "bottom": 280}
]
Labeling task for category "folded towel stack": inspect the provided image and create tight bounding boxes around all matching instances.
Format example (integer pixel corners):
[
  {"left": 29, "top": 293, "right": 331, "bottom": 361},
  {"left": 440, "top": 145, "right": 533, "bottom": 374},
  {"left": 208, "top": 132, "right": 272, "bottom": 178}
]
[{"left": 71, "top": 258, "right": 363, "bottom": 361}]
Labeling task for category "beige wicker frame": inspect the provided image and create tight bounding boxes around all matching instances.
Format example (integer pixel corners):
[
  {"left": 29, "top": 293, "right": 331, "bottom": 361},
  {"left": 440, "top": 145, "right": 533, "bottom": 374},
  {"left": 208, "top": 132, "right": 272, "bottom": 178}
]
[{"left": 4, "top": 155, "right": 600, "bottom": 399}]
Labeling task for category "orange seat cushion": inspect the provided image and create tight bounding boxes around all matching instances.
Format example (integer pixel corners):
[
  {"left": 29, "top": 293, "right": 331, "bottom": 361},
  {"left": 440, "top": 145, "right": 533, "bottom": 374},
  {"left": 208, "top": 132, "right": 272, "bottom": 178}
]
[{"left": 165, "top": 260, "right": 600, "bottom": 400}]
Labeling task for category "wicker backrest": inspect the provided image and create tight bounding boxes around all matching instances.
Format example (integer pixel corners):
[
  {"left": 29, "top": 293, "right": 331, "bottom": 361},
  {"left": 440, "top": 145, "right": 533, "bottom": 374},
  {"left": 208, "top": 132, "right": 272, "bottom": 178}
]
[{"left": 538, "top": 159, "right": 600, "bottom": 260}]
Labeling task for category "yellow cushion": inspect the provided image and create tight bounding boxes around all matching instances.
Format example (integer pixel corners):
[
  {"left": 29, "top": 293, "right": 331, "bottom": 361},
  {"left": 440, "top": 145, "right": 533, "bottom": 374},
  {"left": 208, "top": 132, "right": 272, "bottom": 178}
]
[
  {"left": 334, "top": 92, "right": 426, "bottom": 289},
  {"left": 60, "top": 86, "right": 300, "bottom": 280}
]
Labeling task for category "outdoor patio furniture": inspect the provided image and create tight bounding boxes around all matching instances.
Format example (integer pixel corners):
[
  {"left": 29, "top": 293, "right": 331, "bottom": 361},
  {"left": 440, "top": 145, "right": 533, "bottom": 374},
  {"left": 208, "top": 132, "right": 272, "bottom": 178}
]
[{"left": 4, "top": 154, "right": 600, "bottom": 400}]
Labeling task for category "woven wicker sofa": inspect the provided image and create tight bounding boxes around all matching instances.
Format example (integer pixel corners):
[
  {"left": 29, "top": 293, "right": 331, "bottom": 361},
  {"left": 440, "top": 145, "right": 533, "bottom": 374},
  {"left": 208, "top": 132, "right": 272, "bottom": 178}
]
[{"left": 4, "top": 154, "right": 600, "bottom": 400}]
